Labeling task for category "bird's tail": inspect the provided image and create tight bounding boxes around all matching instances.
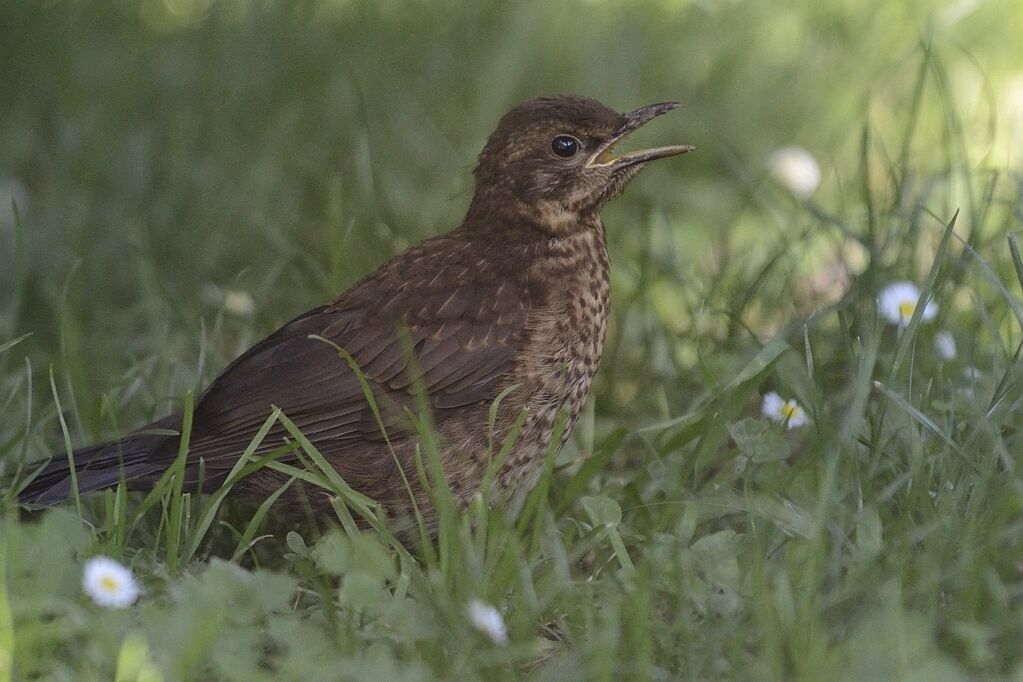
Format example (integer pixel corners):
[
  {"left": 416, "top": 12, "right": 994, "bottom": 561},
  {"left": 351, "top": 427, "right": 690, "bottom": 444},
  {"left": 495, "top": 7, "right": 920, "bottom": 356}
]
[{"left": 18, "top": 431, "right": 172, "bottom": 506}]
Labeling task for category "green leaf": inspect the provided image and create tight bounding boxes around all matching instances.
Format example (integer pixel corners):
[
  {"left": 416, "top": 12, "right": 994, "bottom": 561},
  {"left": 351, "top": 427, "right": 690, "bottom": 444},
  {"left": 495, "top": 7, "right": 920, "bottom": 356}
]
[
  {"left": 690, "top": 530, "right": 741, "bottom": 592},
  {"left": 341, "top": 573, "right": 389, "bottom": 611},
  {"left": 115, "top": 633, "right": 164, "bottom": 682},
  {"left": 581, "top": 495, "right": 622, "bottom": 527},
  {"left": 722, "top": 336, "right": 791, "bottom": 392},
  {"left": 727, "top": 418, "right": 789, "bottom": 462},
  {"left": 286, "top": 531, "right": 308, "bottom": 558},
  {"left": 313, "top": 531, "right": 350, "bottom": 576},
  {"left": 348, "top": 534, "right": 396, "bottom": 580}
]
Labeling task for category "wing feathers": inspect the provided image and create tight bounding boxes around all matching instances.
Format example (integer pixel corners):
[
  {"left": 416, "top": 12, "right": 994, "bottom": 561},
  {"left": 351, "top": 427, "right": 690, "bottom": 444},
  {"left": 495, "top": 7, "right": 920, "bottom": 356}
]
[{"left": 158, "top": 267, "right": 528, "bottom": 476}]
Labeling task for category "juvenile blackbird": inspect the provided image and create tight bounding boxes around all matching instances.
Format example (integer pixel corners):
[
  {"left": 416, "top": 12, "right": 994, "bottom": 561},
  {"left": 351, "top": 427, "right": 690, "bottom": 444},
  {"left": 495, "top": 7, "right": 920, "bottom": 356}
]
[{"left": 20, "top": 95, "right": 692, "bottom": 528}]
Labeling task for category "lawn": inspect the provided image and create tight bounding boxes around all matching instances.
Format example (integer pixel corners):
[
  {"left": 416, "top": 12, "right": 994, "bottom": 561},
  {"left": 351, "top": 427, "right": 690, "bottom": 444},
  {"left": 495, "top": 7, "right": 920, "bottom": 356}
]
[{"left": 2, "top": 0, "right": 1023, "bottom": 679}]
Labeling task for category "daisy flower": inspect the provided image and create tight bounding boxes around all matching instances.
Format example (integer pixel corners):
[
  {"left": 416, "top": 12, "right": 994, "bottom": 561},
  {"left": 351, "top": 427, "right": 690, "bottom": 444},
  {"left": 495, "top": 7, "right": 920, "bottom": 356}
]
[
  {"left": 222, "top": 289, "right": 256, "bottom": 317},
  {"left": 934, "top": 330, "right": 957, "bottom": 361},
  {"left": 761, "top": 391, "right": 809, "bottom": 430},
  {"left": 467, "top": 599, "right": 508, "bottom": 645},
  {"left": 768, "top": 146, "right": 821, "bottom": 199},
  {"left": 201, "top": 284, "right": 256, "bottom": 317},
  {"left": 82, "top": 556, "right": 139, "bottom": 609},
  {"left": 878, "top": 281, "right": 937, "bottom": 326}
]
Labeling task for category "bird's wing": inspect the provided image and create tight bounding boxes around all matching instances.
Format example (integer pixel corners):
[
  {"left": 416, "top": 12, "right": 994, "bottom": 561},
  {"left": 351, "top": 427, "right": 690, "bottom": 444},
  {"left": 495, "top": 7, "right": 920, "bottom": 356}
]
[{"left": 157, "top": 272, "right": 528, "bottom": 479}]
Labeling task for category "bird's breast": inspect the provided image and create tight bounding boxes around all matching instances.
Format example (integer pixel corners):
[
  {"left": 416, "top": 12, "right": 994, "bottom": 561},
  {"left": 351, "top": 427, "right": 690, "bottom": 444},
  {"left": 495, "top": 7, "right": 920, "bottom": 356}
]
[{"left": 500, "top": 224, "right": 611, "bottom": 483}]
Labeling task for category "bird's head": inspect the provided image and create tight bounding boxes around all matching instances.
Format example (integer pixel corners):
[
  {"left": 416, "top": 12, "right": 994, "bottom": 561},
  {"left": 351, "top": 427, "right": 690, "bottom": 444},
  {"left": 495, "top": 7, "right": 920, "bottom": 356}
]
[{"left": 471, "top": 95, "right": 693, "bottom": 227}]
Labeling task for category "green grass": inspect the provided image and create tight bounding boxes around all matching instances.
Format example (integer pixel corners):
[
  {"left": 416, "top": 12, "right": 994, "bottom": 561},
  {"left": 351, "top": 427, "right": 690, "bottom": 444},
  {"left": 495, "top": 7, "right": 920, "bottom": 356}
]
[{"left": 2, "top": 0, "right": 1023, "bottom": 679}]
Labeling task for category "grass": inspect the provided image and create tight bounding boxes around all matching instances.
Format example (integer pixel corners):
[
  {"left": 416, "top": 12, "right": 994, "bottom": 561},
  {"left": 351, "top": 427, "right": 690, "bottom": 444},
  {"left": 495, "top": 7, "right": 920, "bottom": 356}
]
[{"left": 2, "top": 0, "right": 1023, "bottom": 679}]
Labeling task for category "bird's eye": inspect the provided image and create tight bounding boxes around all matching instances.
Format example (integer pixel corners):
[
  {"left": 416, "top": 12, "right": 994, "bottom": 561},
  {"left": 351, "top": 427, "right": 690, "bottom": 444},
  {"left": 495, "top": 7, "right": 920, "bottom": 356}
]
[{"left": 551, "top": 135, "right": 580, "bottom": 158}]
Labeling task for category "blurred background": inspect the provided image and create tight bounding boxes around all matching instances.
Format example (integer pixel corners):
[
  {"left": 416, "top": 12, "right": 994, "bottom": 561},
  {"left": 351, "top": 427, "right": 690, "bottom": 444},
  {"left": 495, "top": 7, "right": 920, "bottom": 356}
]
[{"left": 1, "top": 0, "right": 1021, "bottom": 444}]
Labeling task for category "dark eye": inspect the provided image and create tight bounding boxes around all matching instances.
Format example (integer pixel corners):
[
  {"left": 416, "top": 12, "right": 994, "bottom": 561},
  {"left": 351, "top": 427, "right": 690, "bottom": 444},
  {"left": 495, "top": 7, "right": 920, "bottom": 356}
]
[{"left": 551, "top": 135, "right": 580, "bottom": 158}]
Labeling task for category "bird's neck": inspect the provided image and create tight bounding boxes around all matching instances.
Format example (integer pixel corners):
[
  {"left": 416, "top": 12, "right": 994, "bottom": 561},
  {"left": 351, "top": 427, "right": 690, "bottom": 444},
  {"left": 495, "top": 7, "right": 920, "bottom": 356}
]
[
  {"left": 466, "top": 188, "right": 600, "bottom": 240},
  {"left": 535, "top": 220, "right": 609, "bottom": 280}
]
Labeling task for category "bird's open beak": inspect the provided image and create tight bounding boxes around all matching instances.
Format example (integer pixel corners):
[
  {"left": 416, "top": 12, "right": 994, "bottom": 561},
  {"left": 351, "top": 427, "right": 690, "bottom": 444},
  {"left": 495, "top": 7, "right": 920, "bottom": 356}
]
[{"left": 586, "top": 101, "right": 695, "bottom": 169}]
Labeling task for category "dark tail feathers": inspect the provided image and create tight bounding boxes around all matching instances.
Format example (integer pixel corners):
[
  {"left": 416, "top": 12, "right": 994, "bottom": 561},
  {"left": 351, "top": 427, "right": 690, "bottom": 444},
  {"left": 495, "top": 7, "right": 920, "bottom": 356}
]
[{"left": 18, "top": 435, "right": 167, "bottom": 506}]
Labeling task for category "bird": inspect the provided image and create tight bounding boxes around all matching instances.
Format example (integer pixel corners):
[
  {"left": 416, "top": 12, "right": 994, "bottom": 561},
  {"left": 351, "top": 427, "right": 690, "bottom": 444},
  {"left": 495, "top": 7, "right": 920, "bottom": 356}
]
[{"left": 19, "top": 95, "right": 693, "bottom": 531}]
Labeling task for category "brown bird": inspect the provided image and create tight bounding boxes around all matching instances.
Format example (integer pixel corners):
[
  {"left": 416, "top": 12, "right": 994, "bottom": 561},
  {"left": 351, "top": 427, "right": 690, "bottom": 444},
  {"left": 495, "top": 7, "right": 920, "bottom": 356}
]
[{"left": 20, "top": 95, "right": 692, "bottom": 529}]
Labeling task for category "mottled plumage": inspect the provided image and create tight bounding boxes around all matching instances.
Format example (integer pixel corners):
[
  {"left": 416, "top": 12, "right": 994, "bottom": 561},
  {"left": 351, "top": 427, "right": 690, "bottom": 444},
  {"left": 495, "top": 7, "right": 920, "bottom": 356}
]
[{"left": 20, "top": 95, "right": 692, "bottom": 529}]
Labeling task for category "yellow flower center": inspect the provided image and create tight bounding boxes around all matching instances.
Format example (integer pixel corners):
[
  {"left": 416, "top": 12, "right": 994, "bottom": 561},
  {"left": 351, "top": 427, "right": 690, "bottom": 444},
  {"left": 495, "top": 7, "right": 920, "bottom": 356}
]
[
  {"left": 898, "top": 301, "right": 916, "bottom": 319},
  {"left": 100, "top": 575, "right": 120, "bottom": 593},
  {"left": 781, "top": 401, "right": 800, "bottom": 419}
]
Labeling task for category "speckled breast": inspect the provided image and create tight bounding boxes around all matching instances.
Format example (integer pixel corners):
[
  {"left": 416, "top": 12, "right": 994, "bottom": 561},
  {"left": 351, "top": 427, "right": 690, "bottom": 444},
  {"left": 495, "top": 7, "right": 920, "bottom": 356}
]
[{"left": 498, "top": 224, "right": 611, "bottom": 486}]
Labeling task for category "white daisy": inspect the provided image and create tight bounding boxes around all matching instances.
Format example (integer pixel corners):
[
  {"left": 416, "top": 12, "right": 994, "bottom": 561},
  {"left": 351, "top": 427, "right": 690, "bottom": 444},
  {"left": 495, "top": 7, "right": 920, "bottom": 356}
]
[
  {"left": 878, "top": 281, "right": 938, "bottom": 326},
  {"left": 201, "top": 284, "right": 256, "bottom": 317},
  {"left": 467, "top": 599, "right": 508, "bottom": 645},
  {"left": 768, "top": 146, "right": 821, "bottom": 199},
  {"left": 222, "top": 289, "right": 256, "bottom": 317},
  {"left": 82, "top": 556, "right": 139, "bottom": 609},
  {"left": 761, "top": 391, "right": 809, "bottom": 430},
  {"left": 934, "top": 331, "right": 957, "bottom": 360}
]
